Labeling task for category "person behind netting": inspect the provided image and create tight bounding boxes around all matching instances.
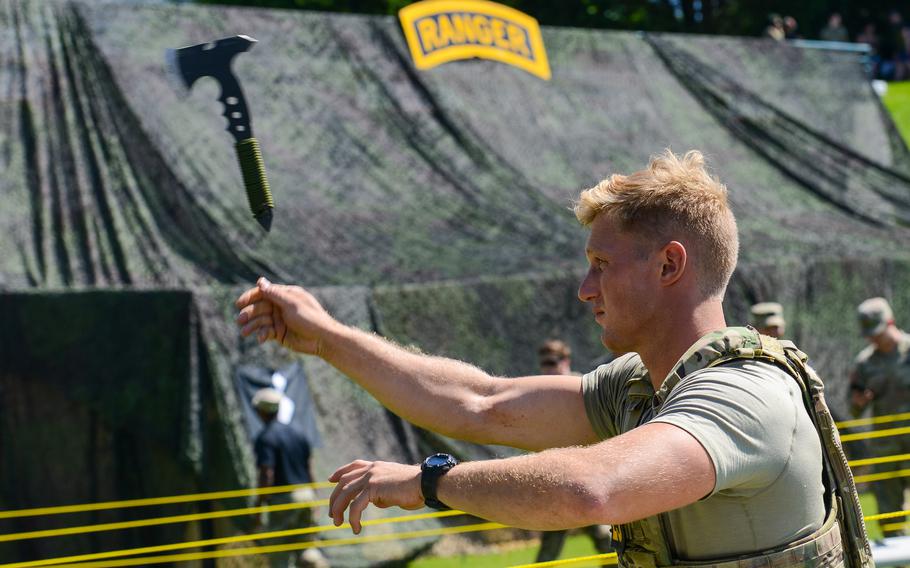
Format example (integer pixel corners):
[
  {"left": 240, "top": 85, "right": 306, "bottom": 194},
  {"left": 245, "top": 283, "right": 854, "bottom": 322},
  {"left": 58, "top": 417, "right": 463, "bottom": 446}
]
[
  {"left": 820, "top": 13, "right": 849, "bottom": 43},
  {"left": 750, "top": 302, "right": 786, "bottom": 339},
  {"left": 236, "top": 150, "right": 871, "bottom": 567},
  {"left": 849, "top": 297, "right": 910, "bottom": 538},
  {"left": 764, "top": 13, "right": 786, "bottom": 41},
  {"left": 534, "top": 339, "right": 612, "bottom": 562},
  {"left": 252, "top": 388, "right": 329, "bottom": 568}
]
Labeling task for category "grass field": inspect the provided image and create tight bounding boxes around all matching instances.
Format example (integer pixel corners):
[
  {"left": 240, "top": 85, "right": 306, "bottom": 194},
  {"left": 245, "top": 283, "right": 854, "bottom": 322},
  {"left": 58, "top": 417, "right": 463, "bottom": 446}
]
[
  {"left": 408, "top": 532, "right": 601, "bottom": 567},
  {"left": 884, "top": 81, "right": 910, "bottom": 144}
]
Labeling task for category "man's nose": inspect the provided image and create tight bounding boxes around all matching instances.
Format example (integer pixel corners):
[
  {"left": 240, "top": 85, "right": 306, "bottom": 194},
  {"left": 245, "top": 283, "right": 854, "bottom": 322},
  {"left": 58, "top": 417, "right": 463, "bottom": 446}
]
[{"left": 578, "top": 267, "right": 599, "bottom": 302}]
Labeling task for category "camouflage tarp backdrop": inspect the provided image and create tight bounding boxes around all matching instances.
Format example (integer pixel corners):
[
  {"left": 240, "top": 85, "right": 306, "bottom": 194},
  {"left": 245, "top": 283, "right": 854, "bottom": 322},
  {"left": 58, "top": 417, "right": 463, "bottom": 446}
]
[{"left": 1, "top": 0, "right": 909, "bottom": 564}]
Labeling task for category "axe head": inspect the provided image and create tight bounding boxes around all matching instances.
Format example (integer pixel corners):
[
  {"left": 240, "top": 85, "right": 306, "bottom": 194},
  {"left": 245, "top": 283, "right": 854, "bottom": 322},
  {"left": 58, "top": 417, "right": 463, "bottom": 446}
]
[{"left": 165, "top": 35, "right": 257, "bottom": 93}]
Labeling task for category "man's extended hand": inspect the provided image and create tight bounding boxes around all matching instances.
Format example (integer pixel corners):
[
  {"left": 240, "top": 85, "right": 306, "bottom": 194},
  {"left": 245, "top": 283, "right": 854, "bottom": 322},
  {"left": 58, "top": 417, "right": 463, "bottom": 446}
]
[
  {"left": 235, "top": 277, "right": 340, "bottom": 354},
  {"left": 328, "top": 460, "right": 424, "bottom": 534}
]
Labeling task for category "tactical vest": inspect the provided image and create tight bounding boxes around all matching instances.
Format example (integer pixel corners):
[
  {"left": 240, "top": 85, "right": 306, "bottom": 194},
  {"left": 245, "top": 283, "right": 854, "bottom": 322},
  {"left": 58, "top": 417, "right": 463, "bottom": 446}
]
[{"left": 610, "top": 327, "right": 873, "bottom": 568}]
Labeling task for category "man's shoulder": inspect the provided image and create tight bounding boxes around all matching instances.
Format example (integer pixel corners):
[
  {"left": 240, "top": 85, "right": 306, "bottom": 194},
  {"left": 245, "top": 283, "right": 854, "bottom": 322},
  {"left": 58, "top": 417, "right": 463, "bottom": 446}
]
[
  {"left": 586, "top": 352, "right": 648, "bottom": 384},
  {"left": 853, "top": 344, "right": 878, "bottom": 368},
  {"left": 680, "top": 358, "right": 793, "bottom": 393}
]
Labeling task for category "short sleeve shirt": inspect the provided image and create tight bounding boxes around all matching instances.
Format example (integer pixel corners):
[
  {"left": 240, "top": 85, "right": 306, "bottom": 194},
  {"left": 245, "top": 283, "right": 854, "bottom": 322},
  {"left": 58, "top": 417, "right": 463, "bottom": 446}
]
[{"left": 582, "top": 353, "right": 825, "bottom": 560}]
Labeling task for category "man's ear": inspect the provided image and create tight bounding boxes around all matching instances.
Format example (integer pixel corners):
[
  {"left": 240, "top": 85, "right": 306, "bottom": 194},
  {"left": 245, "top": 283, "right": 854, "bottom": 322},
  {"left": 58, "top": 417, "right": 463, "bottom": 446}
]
[{"left": 659, "top": 241, "right": 687, "bottom": 287}]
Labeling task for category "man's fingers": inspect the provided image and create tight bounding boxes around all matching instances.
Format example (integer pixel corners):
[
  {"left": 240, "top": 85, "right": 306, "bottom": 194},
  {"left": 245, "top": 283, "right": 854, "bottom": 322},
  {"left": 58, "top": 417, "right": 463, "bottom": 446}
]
[
  {"left": 330, "top": 474, "right": 365, "bottom": 526},
  {"left": 348, "top": 490, "right": 372, "bottom": 534},
  {"left": 235, "top": 286, "right": 264, "bottom": 309},
  {"left": 236, "top": 301, "right": 273, "bottom": 325},
  {"left": 240, "top": 314, "right": 275, "bottom": 337},
  {"left": 329, "top": 460, "right": 370, "bottom": 483},
  {"left": 274, "top": 312, "right": 288, "bottom": 346},
  {"left": 257, "top": 327, "right": 276, "bottom": 344}
]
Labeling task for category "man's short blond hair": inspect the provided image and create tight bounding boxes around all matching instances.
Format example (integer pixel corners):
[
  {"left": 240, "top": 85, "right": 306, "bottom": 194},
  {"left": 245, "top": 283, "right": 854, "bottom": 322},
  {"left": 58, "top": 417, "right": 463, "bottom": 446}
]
[{"left": 574, "top": 150, "right": 738, "bottom": 299}]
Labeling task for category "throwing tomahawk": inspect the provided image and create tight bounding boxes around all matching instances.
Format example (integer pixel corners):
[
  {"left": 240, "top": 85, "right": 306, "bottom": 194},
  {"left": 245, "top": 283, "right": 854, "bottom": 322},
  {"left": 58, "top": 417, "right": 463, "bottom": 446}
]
[{"left": 166, "top": 35, "right": 274, "bottom": 231}]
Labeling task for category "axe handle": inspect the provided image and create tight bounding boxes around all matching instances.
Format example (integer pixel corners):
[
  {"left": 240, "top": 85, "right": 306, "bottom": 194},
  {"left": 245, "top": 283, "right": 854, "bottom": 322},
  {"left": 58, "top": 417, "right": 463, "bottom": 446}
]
[{"left": 235, "top": 138, "right": 274, "bottom": 220}]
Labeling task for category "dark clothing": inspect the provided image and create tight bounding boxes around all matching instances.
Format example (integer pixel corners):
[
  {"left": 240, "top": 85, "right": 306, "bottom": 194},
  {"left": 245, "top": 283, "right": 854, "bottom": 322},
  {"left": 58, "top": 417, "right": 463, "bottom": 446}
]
[{"left": 255, "top": 421, "right": 313, "bottom": 485}]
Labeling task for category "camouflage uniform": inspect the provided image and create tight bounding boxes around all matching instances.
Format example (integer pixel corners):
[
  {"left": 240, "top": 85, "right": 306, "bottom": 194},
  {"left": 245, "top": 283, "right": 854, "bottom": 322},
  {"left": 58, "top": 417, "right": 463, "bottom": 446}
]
[{"left": 850, "top": 298, "right": 910, "bottom": 535}]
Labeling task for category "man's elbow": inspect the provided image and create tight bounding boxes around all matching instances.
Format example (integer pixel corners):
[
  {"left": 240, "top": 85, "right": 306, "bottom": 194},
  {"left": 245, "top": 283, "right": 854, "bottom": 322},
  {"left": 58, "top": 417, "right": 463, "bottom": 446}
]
[
  {"left": 443, "top": 394, "right": 503, "bottom": 444},
  {"left": 543, "top": 479, "right": 614, "bottom": 529}
]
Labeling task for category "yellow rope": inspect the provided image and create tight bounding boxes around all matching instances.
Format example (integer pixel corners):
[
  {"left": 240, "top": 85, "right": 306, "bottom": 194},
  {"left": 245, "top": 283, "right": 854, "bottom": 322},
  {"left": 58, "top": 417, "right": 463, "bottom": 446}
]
[
  {"left": 848, "top": 453, "right": 910, "bottom": 467},
  {"left": 854, "top": 468, "right": 910, "bottom": 484},
  {"left": 0, "top": 482, "right": 334, "bottom": 520},
  {"left": 45, "top": 521, "right": 508, "bottom": 568},
  {"left": 881, "top": 521, "right": 909, "bottom": 532},
  {"left": 840, "top": 426, "right": 910, "bottom": 442},
  {"left": 511, "top": 552, "right": 618, "bottom": 567},
  {"left": 864, "top": 509, "right": 910, "bottom": 522},
  {"left": 836, "top": 412, "right": 910, "bottom": 429},
  {"left": 0, "top": 499, "right": 328, "bottom": 542},
  {"left": 1, "top": 510, "right": 465, "bottom": 568}
]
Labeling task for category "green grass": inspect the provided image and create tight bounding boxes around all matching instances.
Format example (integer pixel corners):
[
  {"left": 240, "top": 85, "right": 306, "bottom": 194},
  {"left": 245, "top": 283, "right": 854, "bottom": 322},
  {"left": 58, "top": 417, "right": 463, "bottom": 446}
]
[
  {"left": 407, "top": 533, "right": 601, "bottom": 567},
  {"left": 884, "top": 81, "right": 910, "bottom": 146},
  {"left": 860, "top": 491, "right": 885, "bottom": 541}
]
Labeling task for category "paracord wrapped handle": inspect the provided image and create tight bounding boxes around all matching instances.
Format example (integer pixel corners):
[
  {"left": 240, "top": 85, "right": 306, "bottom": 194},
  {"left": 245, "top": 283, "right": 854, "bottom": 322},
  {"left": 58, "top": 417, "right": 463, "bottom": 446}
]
[{"left": 235, "top": 137, "right": 274, "bottom": 231}]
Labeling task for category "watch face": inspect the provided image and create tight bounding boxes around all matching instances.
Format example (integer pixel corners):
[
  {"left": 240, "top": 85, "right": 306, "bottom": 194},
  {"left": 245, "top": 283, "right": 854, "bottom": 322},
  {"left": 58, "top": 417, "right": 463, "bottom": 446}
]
[{"left": 426, "top": 454, "right": 453, "bottom": 467}]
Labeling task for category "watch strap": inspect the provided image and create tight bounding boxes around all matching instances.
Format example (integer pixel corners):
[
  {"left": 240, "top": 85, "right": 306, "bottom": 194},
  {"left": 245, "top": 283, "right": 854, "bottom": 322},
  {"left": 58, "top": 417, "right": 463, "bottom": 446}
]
[{"left": 421, "top": 454, "right": 456, "bottom": 510}]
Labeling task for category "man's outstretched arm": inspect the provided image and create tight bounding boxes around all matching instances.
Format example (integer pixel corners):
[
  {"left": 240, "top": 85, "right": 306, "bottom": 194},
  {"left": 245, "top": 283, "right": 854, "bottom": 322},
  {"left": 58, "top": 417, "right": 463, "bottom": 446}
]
[
  {"left": 327, "top": 422, "right": 715, "bottom": 533},
  {"left": 236, "top": 278, "right": 599, "bottom": 451}
]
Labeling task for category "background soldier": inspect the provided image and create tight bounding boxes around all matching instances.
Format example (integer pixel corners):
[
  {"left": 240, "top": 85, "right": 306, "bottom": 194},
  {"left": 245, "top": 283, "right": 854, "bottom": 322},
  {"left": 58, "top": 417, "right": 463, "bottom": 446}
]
[
  {"left": 750, "top": 302, "right": 786, "bottom": 338},
  {"left": 252, "top": 388, "right": 329, "bottom": 568},
  {"left": 849, "top": 297, "right": 910, "bottom": 537},
  {"left": 535, "top": 340, "right": 612, "bottom": 562}
]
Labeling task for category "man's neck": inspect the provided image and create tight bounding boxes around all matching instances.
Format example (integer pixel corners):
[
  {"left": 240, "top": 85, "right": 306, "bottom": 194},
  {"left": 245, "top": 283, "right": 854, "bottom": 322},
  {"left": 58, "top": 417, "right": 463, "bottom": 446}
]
[
  {"left": 639, "top": 300, "right": 728, "bottom": 391},
  {"left": 875, "top": 326, "right": 904, "bottom": 353}
]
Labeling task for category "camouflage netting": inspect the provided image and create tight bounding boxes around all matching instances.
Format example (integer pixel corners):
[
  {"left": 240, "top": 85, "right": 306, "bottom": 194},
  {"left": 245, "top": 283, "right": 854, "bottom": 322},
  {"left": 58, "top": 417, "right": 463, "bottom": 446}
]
[{"left": 1, "top": 0, "right": 910, "bottom": 564}]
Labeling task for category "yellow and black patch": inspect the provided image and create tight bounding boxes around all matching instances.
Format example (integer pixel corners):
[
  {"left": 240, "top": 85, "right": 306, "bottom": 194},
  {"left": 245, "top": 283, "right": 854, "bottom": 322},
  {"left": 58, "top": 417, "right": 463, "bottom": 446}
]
[{"left": 398, "top": 0, "right": 551, "bottom": 80}]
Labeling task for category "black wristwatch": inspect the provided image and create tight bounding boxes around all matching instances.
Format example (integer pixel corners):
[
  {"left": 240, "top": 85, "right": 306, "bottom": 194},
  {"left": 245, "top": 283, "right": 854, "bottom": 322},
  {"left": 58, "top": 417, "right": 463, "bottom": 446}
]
[{"left": 420, "top": 453, "right": 458, "bottom": 510}]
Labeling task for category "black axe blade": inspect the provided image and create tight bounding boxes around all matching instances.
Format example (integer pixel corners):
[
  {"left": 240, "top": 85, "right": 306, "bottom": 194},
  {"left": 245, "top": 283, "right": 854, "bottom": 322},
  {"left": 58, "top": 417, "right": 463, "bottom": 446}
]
[{"left": 166, "top": 35, "right": 257, "bottom": 142}]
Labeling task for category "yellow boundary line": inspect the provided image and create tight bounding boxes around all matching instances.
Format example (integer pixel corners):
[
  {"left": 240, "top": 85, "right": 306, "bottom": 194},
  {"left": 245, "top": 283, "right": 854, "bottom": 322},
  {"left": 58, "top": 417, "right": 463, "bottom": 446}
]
[
  {"left": 848, "top": 453, "right": 910, "bottom": 467},
  {"left": 866, "top": 509, "right": 910, "bottom": 522},
  {"left": 854, "top": 468, "right": 910, "bottom": 484},
  {"left": 0, "top": 500, "right": 328, "bottom": 543},
  {"left": 1, "top": 510, "right": 465, "bottom": 568},
  {"left": 0, "top": 482, "right": 335, "bottom": 520},
  {"left": 46, "top": 521, "right": 507, "bottom": 568},
  {"left": 837, "top": 412, "right": 910, "bottom": 429},
  {"left": 512, "top": 552, "right": 618, "bottom": 567},
  {"left": 840, "top": 426, "right": 910, "bottom": 442}
]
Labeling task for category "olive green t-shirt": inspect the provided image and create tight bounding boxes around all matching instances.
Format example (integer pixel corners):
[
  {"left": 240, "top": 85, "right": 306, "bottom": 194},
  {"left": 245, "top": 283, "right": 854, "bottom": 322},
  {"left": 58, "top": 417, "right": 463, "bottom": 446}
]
[{"left": 582, "top": 353, "right": 825, "bottom": 560}]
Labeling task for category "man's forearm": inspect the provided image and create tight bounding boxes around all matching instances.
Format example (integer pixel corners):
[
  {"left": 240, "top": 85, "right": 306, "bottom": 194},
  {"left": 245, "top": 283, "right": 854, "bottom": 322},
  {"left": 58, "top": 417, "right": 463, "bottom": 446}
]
[
  {"left": 436, "top": 448, "right": 609, "bottom": 530},
  {"left": 320, "top": 324, "right": 497, "bottom": 441},
  {"left": 433, "top": 423, "right": 715, "bottom": 530}
]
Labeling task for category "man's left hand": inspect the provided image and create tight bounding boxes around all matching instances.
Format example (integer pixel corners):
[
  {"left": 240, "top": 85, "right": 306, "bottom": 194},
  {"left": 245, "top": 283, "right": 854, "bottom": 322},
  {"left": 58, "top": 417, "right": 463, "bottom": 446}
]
[{"left": 328, "top": 460, "right": 424, "bottom": 534}]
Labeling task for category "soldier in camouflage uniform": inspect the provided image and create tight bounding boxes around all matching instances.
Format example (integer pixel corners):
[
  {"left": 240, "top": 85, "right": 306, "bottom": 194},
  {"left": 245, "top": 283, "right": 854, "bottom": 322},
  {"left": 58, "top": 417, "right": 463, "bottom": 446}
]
[
  {"left": 236, "top": 150, "right": 870, "bottom": 567},
  {"left": 850, "top": 297, "right": 910, "bottom": 536},
  {"left": 750, "top": 302, "right": 786, "bottom": 338}
]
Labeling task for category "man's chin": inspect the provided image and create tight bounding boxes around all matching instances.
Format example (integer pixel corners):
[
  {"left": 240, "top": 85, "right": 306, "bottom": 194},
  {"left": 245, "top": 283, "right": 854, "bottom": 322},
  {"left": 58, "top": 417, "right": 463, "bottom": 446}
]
[{"left": 600, "top": 332, "right": 631, "bottom": 355}]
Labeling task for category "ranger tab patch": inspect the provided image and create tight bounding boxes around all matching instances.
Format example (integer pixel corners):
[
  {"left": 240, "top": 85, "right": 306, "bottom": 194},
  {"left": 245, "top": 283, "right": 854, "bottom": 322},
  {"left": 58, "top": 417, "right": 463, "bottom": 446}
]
[{"left": 398, "top": 0, "right": 551, "bottom": 80}]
